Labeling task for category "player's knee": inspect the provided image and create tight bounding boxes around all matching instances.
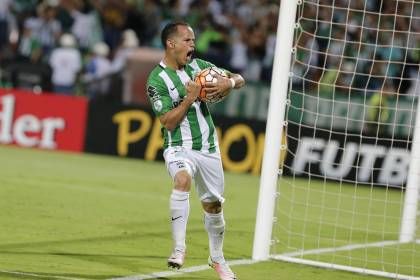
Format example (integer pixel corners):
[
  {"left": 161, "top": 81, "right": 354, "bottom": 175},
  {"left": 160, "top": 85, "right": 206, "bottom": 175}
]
[
  {"left": 174, "top": 171, "right": 191, "bottom": 191},
  {"left": 202, "top": 201, "right": 222, "bottom": 214}
]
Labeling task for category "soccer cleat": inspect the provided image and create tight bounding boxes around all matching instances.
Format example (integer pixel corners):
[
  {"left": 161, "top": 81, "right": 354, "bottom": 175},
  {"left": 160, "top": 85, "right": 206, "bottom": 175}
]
[
  {"left": 208, "top": 256, "right": 238, "bottom": 280},
  {"left": 167, "top": 250, "right": 185, "bottom": 269}
]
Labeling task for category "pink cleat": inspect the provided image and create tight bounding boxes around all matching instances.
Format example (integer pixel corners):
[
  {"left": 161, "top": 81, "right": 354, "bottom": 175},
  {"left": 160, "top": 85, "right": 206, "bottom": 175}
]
[
  {"left": 208, "top": 257, "right": 238, "bottom": 280},
  {"left": 167, "top": 250, "right": 185, "bottom": 269}
]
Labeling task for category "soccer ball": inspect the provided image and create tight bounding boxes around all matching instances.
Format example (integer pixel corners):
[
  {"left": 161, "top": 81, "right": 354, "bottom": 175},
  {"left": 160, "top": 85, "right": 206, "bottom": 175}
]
[{"left": 194, "top": 67, "right": 230, "bottom": 104}]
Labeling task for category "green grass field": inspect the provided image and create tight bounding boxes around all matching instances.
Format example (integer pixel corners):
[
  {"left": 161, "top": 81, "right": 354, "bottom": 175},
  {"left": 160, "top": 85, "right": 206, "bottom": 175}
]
[
  {"left": 274, "top": 176, "right": 420, "bottom": 278},
  {"left": 0, "top": 145, "right": 417, "bottom": 280}
]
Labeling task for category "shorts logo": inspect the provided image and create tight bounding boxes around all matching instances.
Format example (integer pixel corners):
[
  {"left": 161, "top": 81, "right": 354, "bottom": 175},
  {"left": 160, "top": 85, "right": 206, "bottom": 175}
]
[
  {"left": 175, "top": 160, "right": 186, "bottom": 169},
  {"left": 170, "top": 160, "right": 186, "bottom": 169}
]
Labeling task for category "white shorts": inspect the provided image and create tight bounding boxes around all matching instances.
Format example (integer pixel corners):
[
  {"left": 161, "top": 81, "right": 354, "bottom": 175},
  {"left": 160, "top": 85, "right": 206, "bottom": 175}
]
[{"left": 163, "top": 146, "right": 225, "bottom": 203}]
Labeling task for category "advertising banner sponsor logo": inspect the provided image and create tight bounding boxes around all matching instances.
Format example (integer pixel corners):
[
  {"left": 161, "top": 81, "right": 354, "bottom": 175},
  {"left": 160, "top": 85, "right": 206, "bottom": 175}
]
[
  {"left": 0, "top": 89, "right": 88, "bottom": 152},
  {"left": 84, "top": 101, "right": 269, "bottom": 174},
  {"left": 85, "top": 101, "right": 409, "bottom": 187},
  {"left": 284, "top": 123, "right": 410, "bottom": 188}
]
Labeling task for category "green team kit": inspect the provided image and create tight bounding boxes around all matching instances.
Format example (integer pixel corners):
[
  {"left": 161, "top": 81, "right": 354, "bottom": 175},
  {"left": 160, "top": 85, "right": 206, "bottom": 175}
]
[{"left": 146, "top": 58, "right": 229, "bottom": 153}]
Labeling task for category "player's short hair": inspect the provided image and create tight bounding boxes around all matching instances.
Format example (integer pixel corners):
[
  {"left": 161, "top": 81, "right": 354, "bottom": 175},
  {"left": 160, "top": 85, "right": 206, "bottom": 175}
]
[{"left": 161, "top": 21, "right": 190, "bottom": 49}]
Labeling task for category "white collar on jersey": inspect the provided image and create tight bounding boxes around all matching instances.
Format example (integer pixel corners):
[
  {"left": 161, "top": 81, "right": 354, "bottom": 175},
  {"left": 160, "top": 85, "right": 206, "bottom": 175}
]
[{"left": 159, "top": 60, "right": 188, "bottom": 72}]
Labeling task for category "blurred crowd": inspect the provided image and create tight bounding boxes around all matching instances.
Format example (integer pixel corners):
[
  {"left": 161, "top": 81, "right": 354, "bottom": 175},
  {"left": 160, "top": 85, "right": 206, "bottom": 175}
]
[
  {"left": 0, "top": 0, "right": 418, "bottom": 99},
  {"left": 0, "top": 0, "right": 280, "bottom": 96},
  {"left": 293, "top": 0, "right": 420, "bottom": 97}
]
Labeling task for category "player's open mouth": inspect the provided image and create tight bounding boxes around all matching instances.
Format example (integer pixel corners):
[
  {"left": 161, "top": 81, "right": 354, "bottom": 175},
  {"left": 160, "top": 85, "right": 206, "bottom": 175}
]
[{"left": 186, "top": 50, "right": 194, "bottom": 59}]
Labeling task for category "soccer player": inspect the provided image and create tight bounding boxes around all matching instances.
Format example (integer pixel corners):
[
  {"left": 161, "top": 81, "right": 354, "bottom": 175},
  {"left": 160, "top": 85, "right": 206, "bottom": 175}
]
[{"left": 146, "top": 21, "right": 245, "bottom": 280}]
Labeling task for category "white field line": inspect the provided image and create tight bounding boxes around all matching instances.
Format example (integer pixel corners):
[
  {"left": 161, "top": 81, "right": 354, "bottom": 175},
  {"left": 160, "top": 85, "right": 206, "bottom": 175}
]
[
  {"left": 108, "top": 259, "right": 258, "bottom": 280},
  {"left": 274, "top": 240, "right": 420, "bottom": 280},
  {"left": 279, "top": 240, "right": 401, "bottom": 257},
  {"left": 0, "top": 269, "right": 84, "bottom": 280},
  {"left": 2, "top": 241, "right": 419, "bottom": 280},
  {"left": 273, "top": 256, "right": 420, "bottom": 280}
]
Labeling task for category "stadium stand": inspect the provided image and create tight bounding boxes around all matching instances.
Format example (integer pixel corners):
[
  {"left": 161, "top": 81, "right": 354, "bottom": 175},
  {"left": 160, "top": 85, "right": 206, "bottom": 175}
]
[{"left": 0, "top": 0, "right": 418, "bottom": 99}]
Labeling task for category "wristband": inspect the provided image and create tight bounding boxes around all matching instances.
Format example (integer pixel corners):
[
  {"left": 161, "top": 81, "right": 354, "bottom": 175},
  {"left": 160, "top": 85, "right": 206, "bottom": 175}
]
[{"left": 229, "top": 78, "right": 236, "bottom": 89}]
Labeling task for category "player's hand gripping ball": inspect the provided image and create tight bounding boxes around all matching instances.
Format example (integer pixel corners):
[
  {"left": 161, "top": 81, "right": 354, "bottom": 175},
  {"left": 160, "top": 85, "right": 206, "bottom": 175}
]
[{"left": 194, "top": 67, "right": 230, "bottom": 104}]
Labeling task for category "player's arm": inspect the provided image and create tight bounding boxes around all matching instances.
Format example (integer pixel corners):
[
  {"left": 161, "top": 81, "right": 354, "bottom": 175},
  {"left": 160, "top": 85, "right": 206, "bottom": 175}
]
[
  {"left": 228, "top": 73, "right": 246, "bottom": 89},
  {"left": 204, "top": 72, "right": 245, "bottom": 96},
  {"left": 159, "top": 81, "right": 200, "bottom": 131}
]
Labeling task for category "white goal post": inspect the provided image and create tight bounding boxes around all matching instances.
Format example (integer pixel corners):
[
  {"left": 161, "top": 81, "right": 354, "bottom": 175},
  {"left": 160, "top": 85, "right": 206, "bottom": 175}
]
[
  {"left": 253, "top": 0, "right": 420, "bottom": 279},
  {"left": 252, "top": 0, "right": 299, "bottom": 261},
  {"left": 400, "top": 91, "right": 420, "bottom": 243}
]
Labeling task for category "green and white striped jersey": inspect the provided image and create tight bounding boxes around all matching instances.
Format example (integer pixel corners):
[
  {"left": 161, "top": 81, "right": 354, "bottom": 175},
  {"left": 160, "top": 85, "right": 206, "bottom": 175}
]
[{"left": 146, "top": 58, "right": 222, "bottom": 153}]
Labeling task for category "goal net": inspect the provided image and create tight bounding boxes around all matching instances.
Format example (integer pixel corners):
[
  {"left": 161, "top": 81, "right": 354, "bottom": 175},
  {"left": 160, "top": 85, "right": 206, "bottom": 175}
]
[{"left": 257, "top": 0, "right": 420, "bottom": 279}]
